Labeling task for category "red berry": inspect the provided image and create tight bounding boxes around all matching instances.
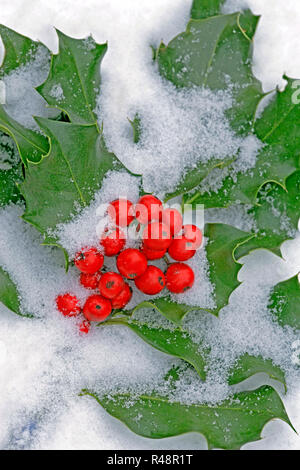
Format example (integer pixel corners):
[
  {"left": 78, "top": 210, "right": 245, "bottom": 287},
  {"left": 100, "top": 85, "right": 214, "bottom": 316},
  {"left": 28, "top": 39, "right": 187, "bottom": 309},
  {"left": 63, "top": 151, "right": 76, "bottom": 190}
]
[
  {"left": 181, "top": 225, "right": 203, "bottom": 250},
  {"left": 168, "top": 238, "right": 196, "bottom": 261},
  {"left": 111, "top": 283, "right": 132, "bottom": 309},
  {"left": 161, "top": 208, "right": 183, "bottom": 236},
  {"left": 100, "top": 227, "right": 125, "bottom": 256},
  {"left": 56, "top": 293, "right": 81, "bottom": 317},
  {"left": 108, "top": 199, "right": 134, "bottom": 227},
  {"left": 166, "top": 263, "right": 195, "bottom": 294},
  {"left": 135, "top": 195, "right": 162, "bottom": 224},
  {"left": 117, "top": 248, "right": 147, "bottom": 279},
  {"left": 75, "top": 247, "right": 104, "bottom": 274},
  {"left": 78, "top": 319, "right": 91, "bottom": 334},
  {"left": 135, "top": 266, "right": 166, "bottom": 295},
  {"left": 143, "top": 222, "right": 172, "bottom": 251},
  {"left": 83, "top": 295, "right": 112, "bottom": 322},
  {"left": 98, "top": 272, "right": 125, "bottom": 299},
  {"left": 141, "top": 244, "right": 166, "bottom": 260},
  {"left": 80, "top": 271, "right": 102, "bottom": 290}
]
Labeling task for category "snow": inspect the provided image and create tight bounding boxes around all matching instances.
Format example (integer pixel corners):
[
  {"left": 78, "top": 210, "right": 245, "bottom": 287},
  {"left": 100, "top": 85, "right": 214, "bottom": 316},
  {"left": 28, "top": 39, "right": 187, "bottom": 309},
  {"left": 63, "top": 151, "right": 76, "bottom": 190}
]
[
  {"left": 0, "top": 0, "right": 300, "bottom": 451},
  {"left": 98, "top": 84, "right": 261, "bottom": 198},
  {"left": 3, "top": 46, "right": 57, "bottom": 131}
]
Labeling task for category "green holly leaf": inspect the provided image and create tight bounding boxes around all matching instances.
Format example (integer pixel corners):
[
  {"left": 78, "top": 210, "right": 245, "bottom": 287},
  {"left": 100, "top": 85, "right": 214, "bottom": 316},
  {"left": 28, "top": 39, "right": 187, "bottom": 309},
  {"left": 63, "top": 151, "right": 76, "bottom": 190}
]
[
  {"left": 0, "top": 25, "right": 50, "bottom": 165},
  {"left": 126, "top": 296, "right": 208, "bottom": 326},
  {"left": 128, "top": 114, "right": 142, "bottom": 144},
  {"left": 20, "top": 118, "right": 140, "bottom": 246},
  {"left": 204, "top": 223, "right": 254, "bottom": 314},
  {"left": 235, "top": 171, "right": 300, "bottom": 259},
  {"left": 164, "top": 159, "right": 231, "bottom": 202},
  {"left": 103, "top": 316, "right": 208, "bottom": 380},
  {"left": 228, "top": 353, "right": 286, "bottom": 390},
  {"left": 0, "top": 164, "right": 22, "bottom": 206},
  {"left": 191, "top": 0, "right": 226, "bottom": 19},
  {"left": 268, "top": 275, "right": 300, "bottom": 330},
  {"left": 0, "top": 106, "right": 49, "bottom": 165},
  {"left": 156, "top": 8, "right": 267, "bottom": 199},
  {"left": 0, "top": 266, "right": 32, "bottom": 317},
  {"left": 37, "top": 31, "right": 107, "bottom": 125},
  {"left": 82, "top": 385, "right": 293, "bottom": 450},
  {"left": 0, "top": 131, "right": 23, "bottom": 206},
  {"left": 185, "top": 78, "right": 300, "bottom": 209},
  {"left": 0, "top": 24, "right": 49, "bottom": 76},
  {"left": 157, "top": 10, "right": 264, "bottom": 135}
]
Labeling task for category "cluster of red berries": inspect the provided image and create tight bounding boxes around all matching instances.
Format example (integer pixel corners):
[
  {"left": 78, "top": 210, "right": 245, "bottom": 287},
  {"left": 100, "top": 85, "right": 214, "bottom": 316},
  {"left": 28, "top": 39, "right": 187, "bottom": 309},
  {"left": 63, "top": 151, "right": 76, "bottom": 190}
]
[{"left": 56, "top": 195, "right": 202, "bottom": 334}]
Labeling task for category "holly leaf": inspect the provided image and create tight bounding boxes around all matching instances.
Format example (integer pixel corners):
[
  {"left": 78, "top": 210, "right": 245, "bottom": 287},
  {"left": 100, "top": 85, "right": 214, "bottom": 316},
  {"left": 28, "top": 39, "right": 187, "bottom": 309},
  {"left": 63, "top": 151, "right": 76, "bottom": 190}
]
[
  {"left": 102, "top": 316, "right": 208, "bottom": 380},
  {"left": 0, "top": 24, "right": 49, "bottom": 76},
  {"left": 156, "top": 8, "right": 267, "bottom": 200},
  {"left": 164, "top": 158, "right": 231, "bottom": 202},
  {"left": 204, "top": 223, "right": 254, "bottom": 314},
  {"left": 157, "top": 10, "right": 264, "bottom": 135},
  {"left": 0, "top": 106, "right": 49, "bottom": 165},
  {"left": 228, "top": 353, "right": 286, "bottom": 390},
  {"left": 128, "top": 114, "right": 142, "bottom": 144},
  {"left": 37, "top": 31, "right": 107, "bottom": 125},
  {"left": 0, "top": 164, "right": 22, "bottom": 206},
  {"left": 191, "top": 0, "right": 226, "bottom": 19},
  {"left": 0, "top": 266, "right": 32, "bottom": 317},
  {"left": 186, "top": 77, "right": 300, "bottom": 209},
  {"left": 0, "top": 131, "right": 23, "bottom": 206},
  {"left": 126, "top": 296, "right": 207, "bottom": 326},
  {"left": 0, "top": 25, "right": 50, "bottom": 164},
  {"left": 235, "top": 171, "right": 300, "bottom": 259},
  {"left": 82, "top": 385, "right": 293, "bottom": 450},
  {"left": 20, "top": 118, "right": 140, "bottom": 246},
  {"left": 268, "top": 275, "right": 300, "bottom": 330}
]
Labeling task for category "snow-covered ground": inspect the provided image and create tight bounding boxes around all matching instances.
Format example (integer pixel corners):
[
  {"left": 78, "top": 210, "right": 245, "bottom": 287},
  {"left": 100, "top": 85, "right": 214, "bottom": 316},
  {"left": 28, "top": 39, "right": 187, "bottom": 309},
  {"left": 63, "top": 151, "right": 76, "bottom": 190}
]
[{"left": 0, "top": 0, "right": 300, "bottom": 450}]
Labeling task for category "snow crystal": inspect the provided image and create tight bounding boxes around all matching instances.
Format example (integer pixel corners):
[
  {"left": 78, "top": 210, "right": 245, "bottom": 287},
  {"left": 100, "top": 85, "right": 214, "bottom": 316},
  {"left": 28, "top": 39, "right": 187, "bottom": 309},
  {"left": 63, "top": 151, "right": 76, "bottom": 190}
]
[{"left": 49, "top": 84, "right": 64, "bottom": 102}]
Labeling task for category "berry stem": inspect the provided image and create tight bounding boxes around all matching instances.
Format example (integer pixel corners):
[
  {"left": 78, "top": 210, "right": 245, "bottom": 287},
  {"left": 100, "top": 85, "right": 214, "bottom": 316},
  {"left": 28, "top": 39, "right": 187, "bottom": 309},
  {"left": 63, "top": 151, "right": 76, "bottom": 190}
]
[{"left": 163, "top": 255, "right": 171, "bottom": 266}]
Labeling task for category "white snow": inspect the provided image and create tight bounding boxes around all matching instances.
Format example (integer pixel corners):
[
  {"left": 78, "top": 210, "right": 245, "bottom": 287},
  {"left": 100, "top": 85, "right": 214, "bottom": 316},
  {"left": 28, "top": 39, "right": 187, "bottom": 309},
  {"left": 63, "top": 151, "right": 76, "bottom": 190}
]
[
  {"left": 0, "top": 0, "right": 299, "bottom": 451},
  {"left": 3, "top": 46, "right": 57, "bottom": 130}
]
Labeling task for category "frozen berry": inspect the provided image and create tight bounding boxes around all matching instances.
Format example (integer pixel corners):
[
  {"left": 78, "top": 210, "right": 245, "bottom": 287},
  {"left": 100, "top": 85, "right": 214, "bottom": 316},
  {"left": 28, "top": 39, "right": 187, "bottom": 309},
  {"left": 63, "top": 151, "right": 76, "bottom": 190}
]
[
  {"left": 168, "top": 238, "right": 196, "bottom": 261},
  {"left": 161, "top": 208, "right": 183, "bottom": 236},
  {"left": 80, "top": 271, "right": 102, "bottom": 290},
  {"left": 166, "top": 263, "right": 195, "bottom": 294},
  {"left": 135, "top": 195, "right": 163, "bottom": 224},
  {"left": 98, "top": 272, "right": 125, "bottom": 299},
  {"left": 75, "top": 247, "right": 104, "bottom": 274},
  {"left": 78, "top": 319, "right": 91, "bottom": 334},
  {"left": 117, "top": 248, "right": 147, "bottom": 279},
  {"left": 141, "top": 244, "right": 166, "bottom": 260},
  {"left": 56, "top": 293, "right": 81, "bottom": 317},
  {"left": 100, "top": 227, "right": 125, "bottom": 256},
  {"left": 182, "top": 225, "right": 203, "bottom": 250},
  {"left": 83, "top": 295, "right": 112, "bottom": 322},
  {"left": 143, "top": 222, "right": 172, "bottom": 251},
  {"left": 111, "top": 283, "right": 132, "bottom": 309},
  {"left": 108, "top": 199, "right": 134, "bottom": 227},
  {"left": 135, "top": 265, "right": 166, "bottom": 295}
]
